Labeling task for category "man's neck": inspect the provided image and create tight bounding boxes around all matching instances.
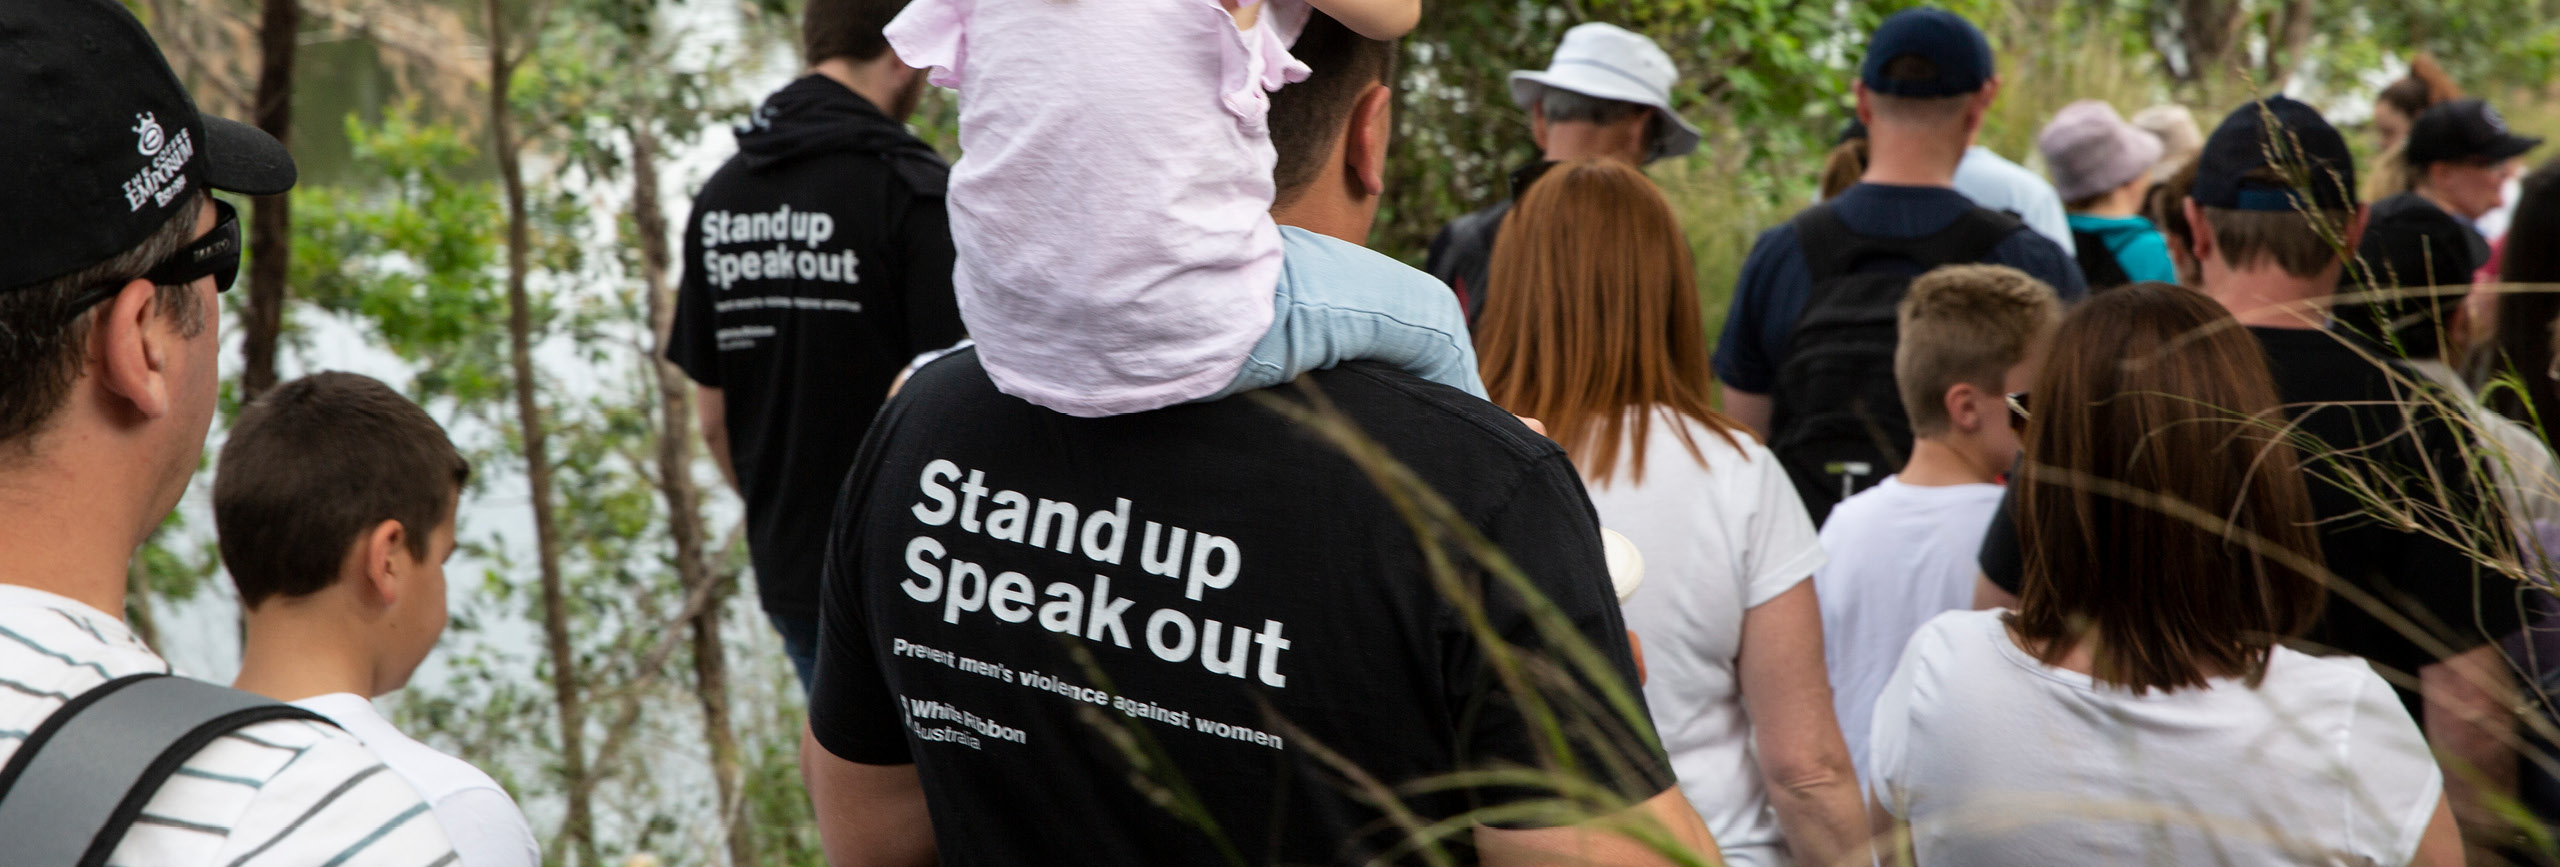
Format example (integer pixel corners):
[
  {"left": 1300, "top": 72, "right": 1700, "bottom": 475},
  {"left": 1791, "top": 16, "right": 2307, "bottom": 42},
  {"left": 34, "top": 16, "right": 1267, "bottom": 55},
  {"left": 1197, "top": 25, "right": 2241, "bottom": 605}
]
[
  {"left": 234, "top": 602, "right": 384, "bottom": 702},
  {"left": 1898, "top": 437, "right": 2004, "bottom": 487},
  {"left": 811, "top": 56, "right": 907, "bottom": 119},
  {"left": 0, "top": 443, "right": 160, "bottom": 620},
  {"left": 1860, "top": 132, "right": 1964, "bottom": 188},
  {"left": 1271, "top": 195, "right": 1374, "bottom": 246},
  {"left": 2207, "top": 268, "right": 2336, "bottom": 329}
]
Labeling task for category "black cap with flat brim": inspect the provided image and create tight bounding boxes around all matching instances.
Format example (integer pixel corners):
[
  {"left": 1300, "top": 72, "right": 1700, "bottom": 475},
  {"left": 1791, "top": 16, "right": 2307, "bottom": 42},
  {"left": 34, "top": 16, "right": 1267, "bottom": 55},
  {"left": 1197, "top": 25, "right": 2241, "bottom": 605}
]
[
  {"left": 2407, "top": 99, "right": 2544, "bottom": 167},
  {"left": 0, "top": 0, "right": 298, "bottom": 291}
]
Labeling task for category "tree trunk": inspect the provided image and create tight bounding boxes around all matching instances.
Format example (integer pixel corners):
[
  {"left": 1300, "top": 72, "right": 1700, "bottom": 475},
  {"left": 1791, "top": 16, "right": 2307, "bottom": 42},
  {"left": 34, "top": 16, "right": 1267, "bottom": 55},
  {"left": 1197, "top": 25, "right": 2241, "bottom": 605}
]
[
  {"left": 2261, "top": 0, "right": 2318, "bottom": 90},
  {"left": 630, "top": 122, "right": 756, "bottom": 867},
  {"left": 243, "top": 0, "right": 297, "bottom": 400},
  {"left": 485, "top": 1, "right": 595, "bottom": 864}
]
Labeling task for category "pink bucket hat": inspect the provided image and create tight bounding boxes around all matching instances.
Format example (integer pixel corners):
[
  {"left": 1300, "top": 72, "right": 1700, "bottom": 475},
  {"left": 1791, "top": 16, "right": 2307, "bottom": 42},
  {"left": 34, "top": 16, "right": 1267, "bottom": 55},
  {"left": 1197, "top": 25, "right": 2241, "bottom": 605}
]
[{"left": 2037, "top": 100, "right": 2164, "bottom": 202}]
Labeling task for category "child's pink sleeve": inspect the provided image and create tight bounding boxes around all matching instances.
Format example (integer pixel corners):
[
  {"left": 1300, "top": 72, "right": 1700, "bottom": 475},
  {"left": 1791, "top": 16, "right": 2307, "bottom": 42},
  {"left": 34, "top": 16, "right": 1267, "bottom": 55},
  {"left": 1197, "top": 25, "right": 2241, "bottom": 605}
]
[{"left": 883, "top": 0, "right": 969, "bottom": 88}]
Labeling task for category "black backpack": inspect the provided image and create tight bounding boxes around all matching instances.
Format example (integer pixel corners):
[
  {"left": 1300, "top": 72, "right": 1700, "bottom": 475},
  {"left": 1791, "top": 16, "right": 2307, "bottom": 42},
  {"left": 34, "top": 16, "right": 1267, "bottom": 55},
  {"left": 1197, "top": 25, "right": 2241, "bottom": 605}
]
[
  {"left": 1769, "top": 203, "right": 2028, "bottom": 524},
  {"left": 2071, "top": 228, "right": 2134, "bottom": 291},
  {"left": 0, "top": 674, "right": 332, "bottom": 866}
]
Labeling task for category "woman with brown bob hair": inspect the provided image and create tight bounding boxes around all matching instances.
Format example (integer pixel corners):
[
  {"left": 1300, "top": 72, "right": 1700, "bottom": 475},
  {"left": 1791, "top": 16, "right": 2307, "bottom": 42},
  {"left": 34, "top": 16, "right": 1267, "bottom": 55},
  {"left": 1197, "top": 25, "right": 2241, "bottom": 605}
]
[
  {"left": 1868, "top": 283, "right": 2458, "bottom": 865},
  {"left": 1477, "top": 159, "right": 1869, "bottom": 867}
]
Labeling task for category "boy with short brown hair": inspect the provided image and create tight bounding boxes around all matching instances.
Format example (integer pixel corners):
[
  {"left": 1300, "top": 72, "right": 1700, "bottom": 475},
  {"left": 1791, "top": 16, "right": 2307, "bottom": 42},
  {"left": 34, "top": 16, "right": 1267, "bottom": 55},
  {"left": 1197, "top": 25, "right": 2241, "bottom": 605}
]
[
  {"left": 217, "top": 372, "right": 537, "bottom": 867},
  {"left": 1810, "top": 263, "right": 2061, "bottom": 784}
]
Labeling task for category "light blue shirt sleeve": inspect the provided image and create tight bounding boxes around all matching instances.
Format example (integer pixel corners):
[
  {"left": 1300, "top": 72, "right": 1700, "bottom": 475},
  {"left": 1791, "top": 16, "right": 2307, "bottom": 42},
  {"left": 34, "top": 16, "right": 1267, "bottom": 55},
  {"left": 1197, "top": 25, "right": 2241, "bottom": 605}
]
[{"left": 1955, "top": 147, "right": 2077, "bottom": 260}]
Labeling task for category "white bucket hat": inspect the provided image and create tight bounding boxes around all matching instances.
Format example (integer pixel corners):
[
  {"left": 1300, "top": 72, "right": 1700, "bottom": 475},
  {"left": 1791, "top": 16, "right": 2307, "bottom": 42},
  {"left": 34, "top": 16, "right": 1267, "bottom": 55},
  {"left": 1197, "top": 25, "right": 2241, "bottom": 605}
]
[{"left": 1507, "top": 22, "right": 1703, "bottom": 162}]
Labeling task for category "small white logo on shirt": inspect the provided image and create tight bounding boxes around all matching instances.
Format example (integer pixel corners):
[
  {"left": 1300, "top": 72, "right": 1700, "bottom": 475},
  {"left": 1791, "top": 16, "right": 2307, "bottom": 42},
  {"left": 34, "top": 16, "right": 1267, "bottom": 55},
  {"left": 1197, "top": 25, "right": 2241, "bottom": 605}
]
[{"left": 133, "top": 113, "right": 167, "bottom": 156}]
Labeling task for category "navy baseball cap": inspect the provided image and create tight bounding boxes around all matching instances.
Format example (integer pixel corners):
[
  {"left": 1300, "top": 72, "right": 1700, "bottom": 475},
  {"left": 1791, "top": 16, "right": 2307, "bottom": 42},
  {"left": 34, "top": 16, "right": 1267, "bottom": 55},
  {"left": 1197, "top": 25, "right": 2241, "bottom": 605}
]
[
  {"left": 0, "top": 0, "right": 297, "bottom": 291},
  {"left": 1859, "top": 8, "right": 1995, "bottom": 97},
  {"left": 2405, "top": 99, "right": 2542, "bottom": 167},
  {"left": 2191, "top": 96, "right": 2357, "bottom": 212}
]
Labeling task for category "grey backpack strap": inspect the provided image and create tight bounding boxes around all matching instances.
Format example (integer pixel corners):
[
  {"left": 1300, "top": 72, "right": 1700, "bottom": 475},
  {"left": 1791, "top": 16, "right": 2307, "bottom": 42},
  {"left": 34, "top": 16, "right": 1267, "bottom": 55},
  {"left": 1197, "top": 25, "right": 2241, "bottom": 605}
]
[{"left": 0, "top": 673, "right": 331, "bottom": 867}]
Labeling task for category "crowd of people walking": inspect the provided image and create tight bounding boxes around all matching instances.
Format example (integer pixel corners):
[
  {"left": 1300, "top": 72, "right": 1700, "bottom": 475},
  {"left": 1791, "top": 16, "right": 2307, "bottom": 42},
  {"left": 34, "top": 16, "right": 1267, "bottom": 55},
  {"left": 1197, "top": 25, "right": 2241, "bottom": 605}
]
[{"left": 4, "top": 0, "right": 2560, "bottom": 864}]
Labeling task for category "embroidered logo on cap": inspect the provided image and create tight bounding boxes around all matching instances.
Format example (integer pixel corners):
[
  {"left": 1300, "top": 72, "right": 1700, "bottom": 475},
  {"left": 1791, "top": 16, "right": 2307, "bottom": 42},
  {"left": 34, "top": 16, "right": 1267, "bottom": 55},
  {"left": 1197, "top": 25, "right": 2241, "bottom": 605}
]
[
  {"left": 2486, "top": 104, "right": 2512, "bottom": 135},
  {"left": 120, "top": 113, "right": 193, "bottom": 212},
  {"left": 133, "top": 112, "right": 166, "bottom": 156}
]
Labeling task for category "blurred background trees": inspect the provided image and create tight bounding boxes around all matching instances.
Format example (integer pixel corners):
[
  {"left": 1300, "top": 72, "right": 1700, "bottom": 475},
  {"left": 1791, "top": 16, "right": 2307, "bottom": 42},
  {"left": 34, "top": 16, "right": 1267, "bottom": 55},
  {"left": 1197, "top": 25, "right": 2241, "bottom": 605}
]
[{"left": 117, "top": 0, "right": 2560, "bottom": 863}]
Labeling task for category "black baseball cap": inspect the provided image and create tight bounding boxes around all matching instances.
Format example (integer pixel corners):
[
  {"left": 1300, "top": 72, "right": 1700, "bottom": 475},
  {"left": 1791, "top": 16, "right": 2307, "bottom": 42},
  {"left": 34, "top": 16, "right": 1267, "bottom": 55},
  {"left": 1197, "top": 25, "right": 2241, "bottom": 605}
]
[
  {"left": 2191, "top": 96, "right": 2357, "bottom": 212},
  {"left": 1859, "top": 8, "right": 1995, "bottom": 98},
  {"left": 0, "top": 0, "right": 297, "bottom": 291},
  {"left": 2405, "top": 99, "right": 2542, "bottom": 167}
]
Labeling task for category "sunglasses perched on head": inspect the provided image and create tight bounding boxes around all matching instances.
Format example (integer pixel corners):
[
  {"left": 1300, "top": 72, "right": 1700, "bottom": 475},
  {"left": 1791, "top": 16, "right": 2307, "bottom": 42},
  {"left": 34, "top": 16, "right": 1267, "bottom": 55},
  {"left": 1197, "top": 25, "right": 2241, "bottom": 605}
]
[{"left": 62, "top": 198, "right": 242, "bottom": 319}]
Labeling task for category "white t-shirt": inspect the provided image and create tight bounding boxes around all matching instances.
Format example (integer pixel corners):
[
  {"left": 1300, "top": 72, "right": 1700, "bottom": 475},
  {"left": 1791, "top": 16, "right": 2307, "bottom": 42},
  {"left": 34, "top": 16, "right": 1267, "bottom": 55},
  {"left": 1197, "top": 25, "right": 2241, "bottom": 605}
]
[
  {"left": 0, "top": 585, "right": 456, "bottom": 865},
  {"left": 1592, "top": 409, "right": 1826, "bottom": 867},
  {"left": 1955, "top": 146, "right": 2076, "bottom": 257},
  {"left": 1810, "top": 476, "right": 2003, "bottom": 784},
  {"left": 1871, "top": 609, "right": 2443, "bottom": 866},
  {"left": 294, "top": 694, "right": 538, "bottom": 867}
]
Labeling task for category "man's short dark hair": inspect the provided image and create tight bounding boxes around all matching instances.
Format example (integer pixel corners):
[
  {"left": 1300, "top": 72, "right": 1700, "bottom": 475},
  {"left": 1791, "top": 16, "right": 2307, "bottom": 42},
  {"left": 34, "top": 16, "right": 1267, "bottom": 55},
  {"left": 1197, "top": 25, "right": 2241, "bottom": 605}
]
[
  {"left": 1538, "top": 87, "right": 1666, "bottom": 158},
  {"left": 216, "top": 371, "right": 471, "bottom": 608},
  {"left": 1269, "top": 12, "right": 1400, "bottom": 206},
  {"left": 0, "top": 192, "right": 208, "bottom": 454},
  {"left": 2198, "top": 170, "right": 2354, "bottom": 279},
  {"left": 803, "top": 0, "right": 909, "bottom": 66}
]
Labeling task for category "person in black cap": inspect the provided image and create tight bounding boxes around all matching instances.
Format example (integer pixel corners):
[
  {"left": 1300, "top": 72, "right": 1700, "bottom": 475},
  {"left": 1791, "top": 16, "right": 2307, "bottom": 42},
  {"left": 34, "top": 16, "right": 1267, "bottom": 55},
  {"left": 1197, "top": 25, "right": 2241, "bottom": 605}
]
[
  {"left": 1713, "top": 6, "right": 2084, "bottom": 524},
  {"left": 1977, "top": 96, "right": 2529, "bottom": 860},
  {"left": 2344, "top": 98, "right": 2542, "bottom": 361},
  {"left": 0, "top": 1, "right": 459, "bottom": 863}
]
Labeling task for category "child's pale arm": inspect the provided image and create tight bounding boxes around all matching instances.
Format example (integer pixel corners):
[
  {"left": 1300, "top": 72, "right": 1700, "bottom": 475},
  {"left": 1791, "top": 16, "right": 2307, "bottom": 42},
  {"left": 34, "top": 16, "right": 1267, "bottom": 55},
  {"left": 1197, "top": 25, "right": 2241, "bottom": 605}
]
[{"left": 1304, "top": 0, "right": 1420, "bottom": 40}]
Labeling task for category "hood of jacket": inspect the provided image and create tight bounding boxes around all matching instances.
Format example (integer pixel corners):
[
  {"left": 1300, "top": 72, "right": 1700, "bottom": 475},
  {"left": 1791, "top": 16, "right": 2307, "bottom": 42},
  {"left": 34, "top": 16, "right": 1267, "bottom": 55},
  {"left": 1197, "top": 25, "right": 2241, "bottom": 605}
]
[{"left": 735, "top": 74, "right": 948, "bottom": 194}]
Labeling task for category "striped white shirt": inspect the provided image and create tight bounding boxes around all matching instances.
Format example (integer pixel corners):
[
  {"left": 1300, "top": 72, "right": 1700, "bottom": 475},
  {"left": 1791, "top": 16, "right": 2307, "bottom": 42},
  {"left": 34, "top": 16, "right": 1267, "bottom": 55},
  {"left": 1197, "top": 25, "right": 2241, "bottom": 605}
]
[{"left": 0, "top": 585, "right": 458, "bottom": 866}]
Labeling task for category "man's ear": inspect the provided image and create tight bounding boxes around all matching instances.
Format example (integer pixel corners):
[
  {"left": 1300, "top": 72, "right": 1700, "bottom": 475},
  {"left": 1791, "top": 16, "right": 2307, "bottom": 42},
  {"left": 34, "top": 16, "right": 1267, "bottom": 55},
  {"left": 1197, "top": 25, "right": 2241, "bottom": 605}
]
[
  {"left": 363, "top": 519, "right": 407, "bottom": 608},
  {"left": 1530, "top": 101, "right": 1551, "bottom": 153},
  {"left": 1852, "top": 81, "right": 1876, "bottom": 128},
  {"left": 2343, "top": 203, "right": 2370, "bottom": 250},
  {"left": 1962, "top": 79, "right": 1999, "bottom": 138},
  {"left": 2183, "top": 198, "right": 2216, "bottom": 265},
  {"left": 93, "top": 279, "right": 176, "bottom": 421},
  {"left": 1347, "top": 83, "right": 1393, "bottom": 198},
  {"left": 1944, "top": 381, "right": 1985, "bottom": 434}
]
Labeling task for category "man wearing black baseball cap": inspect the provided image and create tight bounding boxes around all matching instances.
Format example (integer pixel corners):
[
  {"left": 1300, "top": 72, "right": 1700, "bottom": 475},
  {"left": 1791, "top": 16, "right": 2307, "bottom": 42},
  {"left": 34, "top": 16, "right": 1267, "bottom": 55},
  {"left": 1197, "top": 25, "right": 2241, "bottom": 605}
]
[
  {"left": 1715, "top": 6, "right": 2084, "bottom": 521},
  {"left": 1979, "top": 96, "right": 2527, "bottom": 857},
  {"left": 0, "top": 1, "right": 458, "bottom": 863},
  {"left": 2346, "top": 98, "right": 2542, "bottom": 354}
]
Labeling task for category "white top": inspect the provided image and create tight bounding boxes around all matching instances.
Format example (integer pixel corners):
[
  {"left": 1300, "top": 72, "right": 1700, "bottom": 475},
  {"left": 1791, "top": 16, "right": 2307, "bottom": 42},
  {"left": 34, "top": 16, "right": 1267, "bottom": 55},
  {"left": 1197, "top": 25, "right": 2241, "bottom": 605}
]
[
  {"left": 1955, "top": 146, "right": 2076, "bottom": 257},
  {"left": 1871, "top": 609, "right": 2443, "bottom": 866},
  {"left": 885, "top": 0, "right": 1312, "bottom": 417},
  {"left": 1810, "top": 476, "right": 2003, "bottom": 784},
  {"left": 295, "top": 693, "right": 539, "bottom": 867},
  {"left": 2408, "top": 358, "right": 2560, "bottom": 572},
  {"left": 1593, "top": 410, "right": 1826, "bottom": 867},
  {"left": 0, "top": 584, "right": 456, "bottom": 865}
]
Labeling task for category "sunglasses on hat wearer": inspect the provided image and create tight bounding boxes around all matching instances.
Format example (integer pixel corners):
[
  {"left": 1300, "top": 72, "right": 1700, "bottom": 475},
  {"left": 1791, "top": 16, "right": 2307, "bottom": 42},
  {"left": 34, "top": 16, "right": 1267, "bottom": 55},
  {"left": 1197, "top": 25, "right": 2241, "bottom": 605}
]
[{"left": 60, "top": 198, "right": 242, "bottom": 321}]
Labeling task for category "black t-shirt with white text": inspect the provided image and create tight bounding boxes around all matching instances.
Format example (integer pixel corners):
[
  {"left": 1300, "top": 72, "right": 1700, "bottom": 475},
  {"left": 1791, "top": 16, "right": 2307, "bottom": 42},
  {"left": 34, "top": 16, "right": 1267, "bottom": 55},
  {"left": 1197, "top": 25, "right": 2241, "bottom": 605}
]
[
  {"left": 668, "top": 75, "right": 965, "bottom": 619},
  {"left": 1982, "top": 326, "right": 2524, "bottom": 712},
  {"left": 811, "top": 352, "right": 1674, "bottom": 865}
]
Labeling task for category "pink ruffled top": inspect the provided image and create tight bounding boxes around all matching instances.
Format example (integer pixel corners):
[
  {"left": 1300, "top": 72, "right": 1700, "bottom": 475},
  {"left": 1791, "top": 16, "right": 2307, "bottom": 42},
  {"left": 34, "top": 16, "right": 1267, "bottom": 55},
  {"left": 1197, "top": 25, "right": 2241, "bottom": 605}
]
[{"left": 886, "top": 0, "right": 1312, "bottom": 417}]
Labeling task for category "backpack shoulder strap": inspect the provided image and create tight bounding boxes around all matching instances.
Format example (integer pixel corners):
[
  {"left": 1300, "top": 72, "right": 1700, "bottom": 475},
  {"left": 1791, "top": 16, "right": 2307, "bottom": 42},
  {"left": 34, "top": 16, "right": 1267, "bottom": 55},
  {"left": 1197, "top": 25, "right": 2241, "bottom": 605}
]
[
  {"left": 1794, "top": 203, "right": 2029, "bottom": 281},
  {"left": 0, "top": 674, "right": 332, "bottom": 867},
  {"left": 1790, "top": 204, "right": 1860, "bottom": 283},
  {"left": 1916, "top": 206, "right": 2029, "bottom": 268}
]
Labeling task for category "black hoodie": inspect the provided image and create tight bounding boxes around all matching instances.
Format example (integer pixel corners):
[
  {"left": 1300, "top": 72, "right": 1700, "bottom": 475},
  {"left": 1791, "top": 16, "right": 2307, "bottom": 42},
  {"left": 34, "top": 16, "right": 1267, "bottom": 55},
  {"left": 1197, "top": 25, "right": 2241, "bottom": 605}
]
[{"left": 669, "top": 74, "right": 965, "bottom": 622}]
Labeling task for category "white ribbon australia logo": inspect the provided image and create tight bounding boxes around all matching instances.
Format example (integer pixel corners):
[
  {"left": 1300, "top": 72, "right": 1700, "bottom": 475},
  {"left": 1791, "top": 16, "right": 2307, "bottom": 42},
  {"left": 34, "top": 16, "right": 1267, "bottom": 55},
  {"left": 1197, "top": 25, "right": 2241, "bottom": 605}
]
[{"left": 133, "top": 113, "right": 166, "bottom": 156}]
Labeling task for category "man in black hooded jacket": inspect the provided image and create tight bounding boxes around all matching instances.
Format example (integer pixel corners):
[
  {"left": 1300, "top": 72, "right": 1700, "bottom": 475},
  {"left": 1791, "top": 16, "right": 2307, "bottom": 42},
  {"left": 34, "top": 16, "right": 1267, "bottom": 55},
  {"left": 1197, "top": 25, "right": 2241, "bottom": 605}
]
[{"left": 667, "top": 0, "right": 963, "bottom": 690}]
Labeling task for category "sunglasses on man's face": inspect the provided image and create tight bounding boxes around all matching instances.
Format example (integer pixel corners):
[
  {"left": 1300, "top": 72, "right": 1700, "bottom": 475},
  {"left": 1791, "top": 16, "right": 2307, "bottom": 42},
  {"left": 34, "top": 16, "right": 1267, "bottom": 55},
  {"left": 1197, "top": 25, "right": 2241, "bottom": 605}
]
[
  {"left": 63, "top": 198, "right": 243, "bottom": 319},
  {"left": 2006, "top": 392, "right": 2031, "bottom": 433}
]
